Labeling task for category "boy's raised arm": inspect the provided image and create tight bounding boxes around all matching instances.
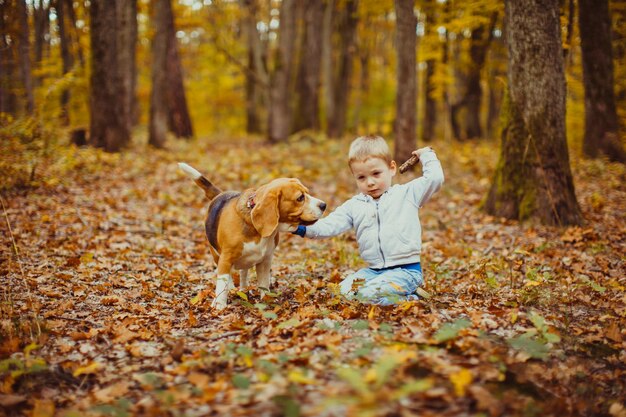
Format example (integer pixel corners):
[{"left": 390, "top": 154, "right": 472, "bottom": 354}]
[{"left": 407, "top": 148, "right": 444, "bottom": 207}]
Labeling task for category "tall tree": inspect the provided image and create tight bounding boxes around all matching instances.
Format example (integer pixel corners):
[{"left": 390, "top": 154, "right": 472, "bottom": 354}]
[
  {"left": 268, "top": 0, "right": 296, "bottom": 143},
  {"left": 0, "top": 2, "right": 18, "bottom": 115},
  {"left": 33, "top": 0, "right": 50, "bottom": 67},
  {"left": 165, "top": 1, "right": 193, "bottom": 138},
  {"left": 89, "top": 0, "right": 132, "bottom": 152},
  {"left": 149, "top": 0, "right": 170, "bottom": 148},
  {"left": 327, "top": 0, "right": 358, "bottom": 138},
  {"left": 394, "top": 0, "right": 417, "bottom": 163},
  {"left": 484, "top": 0, "right": 582, "bottom": 226},
  {"left": 57, "top": 0, "right": 73, "bottom": 124},
  {"left": 118, "top": 0, "right": 138, "bottom": 129},
  {"left": 450, "top": 13, "right": 497, "bottom": 140},
  {"left": 241, "top": 0, "right": 268, "bottom": 134},
  {"left": 17, "top": 0, "right": 34, "bottom": 114},
  {"left": 422, "top": 0, "right": 437, "bottom": 142},
  {"left": 578, "top": 0, "right": 625, "bottom": 162},
  {"left": 321, "top": 0, "right": 335, "bottom": 134},
  {"left": 292, "top": 0, "right": 324, "bottom": 133}
]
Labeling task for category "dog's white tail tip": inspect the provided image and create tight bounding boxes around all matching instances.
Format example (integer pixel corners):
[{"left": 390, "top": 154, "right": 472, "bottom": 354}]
[{"left": 178, "top": 162, "right": 202, "bottom": 179}]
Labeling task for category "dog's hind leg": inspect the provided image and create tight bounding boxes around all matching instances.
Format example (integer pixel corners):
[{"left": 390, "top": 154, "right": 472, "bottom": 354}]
[{"left": 212, "top": 258, "right": 234, "bottom": 310}]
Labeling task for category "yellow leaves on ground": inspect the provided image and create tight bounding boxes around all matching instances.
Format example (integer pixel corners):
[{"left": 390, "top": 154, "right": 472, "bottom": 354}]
[
  {"left": 287, "top": 369, "right": 317, "bottom": 385},
  {"left": 73, "top": 361, "right": 102, "bottom": 377},
  {"left": 3, "top": 138, "right": 625, "bottom": 416},
  {"left": 449, "top": 368, "right": 473, "bottom": 396},
  {"left": 190, "top": 289, "right": 211, "bottom": 305}
]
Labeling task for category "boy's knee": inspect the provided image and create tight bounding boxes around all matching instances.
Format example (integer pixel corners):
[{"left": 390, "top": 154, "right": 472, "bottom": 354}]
[{"left": 341, "top": 276, "right": 366, "bottom": 295}]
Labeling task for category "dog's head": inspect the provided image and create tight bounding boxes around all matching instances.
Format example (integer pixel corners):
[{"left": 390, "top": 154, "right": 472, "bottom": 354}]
[{"left": 251, "top": 178, "right": 326, "bottom": 237}]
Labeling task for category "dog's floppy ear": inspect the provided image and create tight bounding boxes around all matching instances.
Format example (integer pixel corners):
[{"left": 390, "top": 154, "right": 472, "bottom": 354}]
[{"left": 251, "top": 185, "right": 280, "bottom": 237}]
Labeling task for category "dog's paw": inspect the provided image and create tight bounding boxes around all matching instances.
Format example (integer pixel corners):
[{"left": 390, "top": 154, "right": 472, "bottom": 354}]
[
  {"left": 211, "top": 300, "right": 228, "bottom": 310},
  {"left": 211, "top": 297, "right": 228, "bottom": 310}
]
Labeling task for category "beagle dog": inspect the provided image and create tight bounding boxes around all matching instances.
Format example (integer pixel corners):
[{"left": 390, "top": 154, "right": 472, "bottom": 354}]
[{"left": 178, "top": 163, "right": 326, "bottom": 310}]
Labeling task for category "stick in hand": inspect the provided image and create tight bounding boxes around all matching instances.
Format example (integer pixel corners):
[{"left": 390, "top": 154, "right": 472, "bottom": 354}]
[{"left": 398, "top": 154, "right": 420, "bottom": 174}]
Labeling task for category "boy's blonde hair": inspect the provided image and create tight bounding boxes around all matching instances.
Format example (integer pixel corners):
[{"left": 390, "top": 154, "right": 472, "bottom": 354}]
[{"left": 348, "top": 135, "right": 392, "bottom": 166}]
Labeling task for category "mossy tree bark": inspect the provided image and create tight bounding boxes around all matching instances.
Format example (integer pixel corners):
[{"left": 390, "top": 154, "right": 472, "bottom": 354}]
[{"left": 484, "top": 0, "right": 582, "bottom": 226}]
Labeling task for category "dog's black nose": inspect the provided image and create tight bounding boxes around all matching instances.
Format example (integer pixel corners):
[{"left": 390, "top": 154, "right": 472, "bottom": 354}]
[{"left": 319, "top": 202, "right": 327, "bottom": 212}]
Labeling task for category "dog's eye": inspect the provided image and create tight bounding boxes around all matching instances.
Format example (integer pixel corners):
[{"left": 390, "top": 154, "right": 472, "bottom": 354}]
[{"left": 297, "top": 194, "right": 305, "bottom": 202}]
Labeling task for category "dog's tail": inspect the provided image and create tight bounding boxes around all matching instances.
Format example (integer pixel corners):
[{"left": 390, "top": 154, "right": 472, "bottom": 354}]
[{"left": 178, "top": 162, "right": 222, "bottom": 200}]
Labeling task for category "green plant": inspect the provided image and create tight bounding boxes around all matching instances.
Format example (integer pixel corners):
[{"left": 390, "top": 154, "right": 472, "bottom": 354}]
[
  {"left": 0, "top": 343, "right": 48, "bottom": 391},
  {"left": 507, "top": 311, "right": 561, "bottom": 360},
  {"left": 327, "top": 351, "right": 432, "bottom": 416}
]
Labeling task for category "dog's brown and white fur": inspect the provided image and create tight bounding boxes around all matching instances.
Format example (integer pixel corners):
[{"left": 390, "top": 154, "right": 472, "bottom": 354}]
[{"left": 178, "top": 163, "right": 326, "bottom": 310}]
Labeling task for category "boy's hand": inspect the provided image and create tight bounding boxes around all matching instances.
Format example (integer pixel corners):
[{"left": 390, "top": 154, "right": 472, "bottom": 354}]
[
  {"left": 399, "top": 147, "right": 434, "bottom": 173},
  {"left": 412, "top": 146, "right": 433, "bottom": 159}
]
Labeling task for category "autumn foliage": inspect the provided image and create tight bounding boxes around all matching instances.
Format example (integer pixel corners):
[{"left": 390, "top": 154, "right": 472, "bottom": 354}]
[{"left": 1, "top": 137, "right": 624, "bottom": 416}]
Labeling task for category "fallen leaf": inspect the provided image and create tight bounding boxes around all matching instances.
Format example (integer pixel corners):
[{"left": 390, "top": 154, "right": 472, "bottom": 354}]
[
  {"left": 450, "top": 368, "right": 472, "bottom": 396},
  {"left": 73, "top": 361, "right": 102, "bottom": 377},
  {"left": 93, "top": 381, "right": 130, "bottom": 402}
]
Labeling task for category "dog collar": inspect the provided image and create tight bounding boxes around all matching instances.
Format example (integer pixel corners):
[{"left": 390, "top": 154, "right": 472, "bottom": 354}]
[{"left": 246, "top": 193, "right": 256, "bottom": 209}]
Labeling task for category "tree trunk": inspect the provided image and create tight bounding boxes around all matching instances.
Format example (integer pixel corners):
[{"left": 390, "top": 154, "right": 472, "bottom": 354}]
[
  {"left": 268, "top": 0, "right": 296, "bottom": 143},
  {"left": 422, "top": 0, "right": 436, "bottom": 142},
  {"left": 321, "top": 0, "right": 334, "bottom": 134},
  {"left": 165, "top": 1, "right": 193, "bottom": 138},
  {"left": 463, "top": 25, "right": 486, "bottom": 139},
  {"left": 241, "top": 0, "right": 267, "bottom": 134},
  {"left": 423, "top": 58, "right": 436, "bottom": 142},
  {"left": 579, "top": 0, "right": 625, "bottom": 162},
  {"left": 327, "top": 0, "right": 358, "bottom": 138},
  {"left": 89, "top": 0, "right": 131, "bottom": 152},
  {"left": 394, "top": 0, "right": 417, "bottom": 163},
  {"left": 451, "top": 13, "right": 497, "bottom": 141},
  {"left": 17, "top": 0, "right": 34, "bottom": 114},
  {"left": 484, "top": 0, "right": 582, "bottom": 226},
  {"left": 33, "top": 0, "right": 50, "bottom": 66},
  {"left": 486, "top": 32, "right": 506, "bottom": 140},
  {"left": 64, "top": 0, "right": 85, "bottom": 68},
  {"left": 292, "top": 0, "right": 324, "bottom": 133},
  {"left": 613, "top": 2, "right": 626, "bottom": 135},
  {"left": 149, "top": 0, "right": 169, "bottom": 148},
  {"left": 57, "top": 0, "right": 73, "bottom": 125},
  {"left": 117, "top": 0, "right": 138, "bottom": 130},
  {"left": 351, "top": 52, "right": 369, "bottom": 131},
  {"left": 0, "top": 3, "right": 18, "bottom": 115}
]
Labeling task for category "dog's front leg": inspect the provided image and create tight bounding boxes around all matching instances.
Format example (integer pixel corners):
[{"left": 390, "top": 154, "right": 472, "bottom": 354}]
[
  {"left": 212, "top": 258, "right": 234, "bottom": 310},
  {"left": 239, "top": 269, "right": 249, "bottom": 288},
  {"left": 256, "top": 255, "right": 273, "bottom": 296}
]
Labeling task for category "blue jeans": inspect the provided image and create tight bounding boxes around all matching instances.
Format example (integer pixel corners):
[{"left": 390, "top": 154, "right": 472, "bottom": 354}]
[{"left": 339, "top": 263, "right": 423, "bottom": 305}]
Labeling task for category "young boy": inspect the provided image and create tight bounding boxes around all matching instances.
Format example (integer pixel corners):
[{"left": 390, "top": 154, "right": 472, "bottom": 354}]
[{"left": 292, "top": 135, "right": 444, "bottom": 305}]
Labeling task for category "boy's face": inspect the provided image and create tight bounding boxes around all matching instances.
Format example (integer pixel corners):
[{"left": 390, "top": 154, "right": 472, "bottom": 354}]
[{"left": 351, "top": 157, "right": 397, "bottom": 199}]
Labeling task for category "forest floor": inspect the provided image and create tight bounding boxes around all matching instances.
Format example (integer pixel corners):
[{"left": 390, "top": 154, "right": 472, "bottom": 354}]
[{"left": 1, "top": 135, "right": 625, "bottom": 417}]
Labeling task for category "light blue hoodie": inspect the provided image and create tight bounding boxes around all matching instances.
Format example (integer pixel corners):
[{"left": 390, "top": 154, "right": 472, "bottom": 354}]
[{"left": 304, "top": 150, "right": 444, "bottom": 269}]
